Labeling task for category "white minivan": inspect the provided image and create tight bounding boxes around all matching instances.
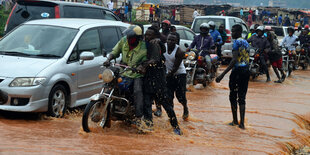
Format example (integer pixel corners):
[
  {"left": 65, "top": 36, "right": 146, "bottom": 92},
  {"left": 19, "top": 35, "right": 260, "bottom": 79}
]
[{"left": 191, "top": 16, "right": 249, "bottom": 59}]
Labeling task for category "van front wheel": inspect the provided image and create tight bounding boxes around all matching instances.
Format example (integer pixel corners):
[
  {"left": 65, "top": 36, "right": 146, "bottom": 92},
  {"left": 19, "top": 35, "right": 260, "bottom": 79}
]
[{"left": 48, "top": 84, "right": 68, "bottom": 117}]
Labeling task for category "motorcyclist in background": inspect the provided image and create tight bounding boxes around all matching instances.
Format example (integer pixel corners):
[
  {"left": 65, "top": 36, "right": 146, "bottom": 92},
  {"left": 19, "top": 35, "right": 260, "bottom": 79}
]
[
  {"left": 281, "top": 27, "right": 298, "bottom": 52},
  {"left": 246, "top": 24, "right": 255, "bottom": 39},
  {"left": 208, "top": 21, "right": 223, "bottom": 60},
  {"left": 247, "top": 26, "right": 271, "bottom": 82},
  {"left": 187, "top": 23, "right": 214, "bottom": 73},
  {"left": 103, "top": 25, "right": 147, "bottom": 131}
]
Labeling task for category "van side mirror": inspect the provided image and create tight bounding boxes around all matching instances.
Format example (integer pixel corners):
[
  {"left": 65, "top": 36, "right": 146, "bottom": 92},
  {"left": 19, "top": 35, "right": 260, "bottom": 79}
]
[{"left": 80, "top": 52, "right": 94, "bottom": 65}]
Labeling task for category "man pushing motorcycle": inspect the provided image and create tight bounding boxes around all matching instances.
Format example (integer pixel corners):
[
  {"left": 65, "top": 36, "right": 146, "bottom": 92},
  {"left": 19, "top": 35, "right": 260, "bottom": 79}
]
[{"left": 103, "top": 25, "right": 147, "bottom": 130}]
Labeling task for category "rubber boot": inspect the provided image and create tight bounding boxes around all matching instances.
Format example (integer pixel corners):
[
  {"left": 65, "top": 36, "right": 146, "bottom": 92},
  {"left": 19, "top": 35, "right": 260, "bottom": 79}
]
[
  {"left": 181, "top": 102, "right": 189, "bottom": 120},
  {"left": 239, "top": 104, "right": 246, "bottom": 129},
  {"left": 229, "top": 103, "right": 239, "bottom": 126},
  {"left": 266, "top": 71, "right": 271, "bottom": 82}
]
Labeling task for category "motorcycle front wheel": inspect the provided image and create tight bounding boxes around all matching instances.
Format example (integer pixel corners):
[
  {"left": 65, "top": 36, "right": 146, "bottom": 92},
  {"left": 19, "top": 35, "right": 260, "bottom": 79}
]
[{"left": 82, "top": 100, "right": 110, "bottom": 132}]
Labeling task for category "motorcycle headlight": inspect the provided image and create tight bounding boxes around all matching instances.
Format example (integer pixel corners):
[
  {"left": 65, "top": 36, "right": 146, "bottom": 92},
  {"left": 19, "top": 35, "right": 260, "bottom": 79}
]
[
  {"left": 9, "top": 77, "right": 46, "bottom": 87},
  {"left": 188, "top": 51, "right": 196, "bottom": 60},
  {"left": 249, "top": 49, "right": 255, "bottom": 57},
  {"left": 102, "top": 69, "right": 114, "bottom": 83},
  {"left": 296, "top": 45, "right": 301, "bottom": 52}
]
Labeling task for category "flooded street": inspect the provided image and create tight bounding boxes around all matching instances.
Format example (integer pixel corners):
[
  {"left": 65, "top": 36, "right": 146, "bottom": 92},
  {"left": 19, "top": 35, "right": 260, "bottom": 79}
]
[{"left": 0, "top": 67, "right": 309, "bottom": 154}]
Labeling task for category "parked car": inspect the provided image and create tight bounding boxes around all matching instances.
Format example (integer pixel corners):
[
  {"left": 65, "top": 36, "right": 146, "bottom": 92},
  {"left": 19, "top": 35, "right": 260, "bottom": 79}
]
[
  {"left": 0, "top": 19, "right": 129, "bottom": 117},
  {"left": 191, "top": 16, "right": 249, "bottom": 59},
  {"left": 4, "top": 0, "right": 120, "bottom": 34},
  {"left": 143, "top": 24, "right": 196, "bottom": 51},
  {"left": 269, "top": 26, "right": 288, "bottom": 45}
]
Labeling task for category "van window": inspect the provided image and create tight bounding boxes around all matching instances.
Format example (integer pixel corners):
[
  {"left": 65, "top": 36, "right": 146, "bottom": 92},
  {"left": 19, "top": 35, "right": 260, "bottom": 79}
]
[
  {"left": 6, "top": 4, "right": 55, "bottom": 33},
  {"left": 184, "top": 30, "right": 195, "bottom": 40},
  {"left": 229, "top": 18, "right": 235, "bottom": 29},
  {"left": 176, "top": 29, "right": 186, "bottom": 40},
  {"left": 77, "top": 29, "right": 101, "bottom": 56},
  {"left": 64, "top": 6, "right": 104, "bottom": 19},
  {"left": 273, "top": 27, "right": 284, "bottom": 37},
  {"left": 100, "top": 27, "right": 119, "bottom": 53},
  {"left": 104, "top": 11, "right": 118, "bottom": 20},
  {"left": 193, "top": 18, "right": 225, "bottom": 33}
]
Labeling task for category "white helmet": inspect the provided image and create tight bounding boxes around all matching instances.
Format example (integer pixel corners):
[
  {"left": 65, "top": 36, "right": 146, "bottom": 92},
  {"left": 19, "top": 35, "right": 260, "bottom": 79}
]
[
  {"left": 250, "top": 24, "right": 255, "bottom": 30},
  {"left": 200, "top": 23, "right": 210, "bottom": 29},
  {"left": 256, "top": 26, "right": 264, "bottom": 31},
  {"left": 208, "top": 21, "right": 215, "bottom": 27}
]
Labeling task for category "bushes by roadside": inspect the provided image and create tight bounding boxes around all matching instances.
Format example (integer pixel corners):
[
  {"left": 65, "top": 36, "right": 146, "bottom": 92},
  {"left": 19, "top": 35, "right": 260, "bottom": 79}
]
[{"left": 0, "top": 6, "right": 10, "bottom": 37}]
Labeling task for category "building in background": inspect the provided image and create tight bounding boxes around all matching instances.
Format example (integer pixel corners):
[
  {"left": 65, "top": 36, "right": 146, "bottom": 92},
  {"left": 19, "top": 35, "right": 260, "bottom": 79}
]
[
  {"left": 269, "top": 0, "right": 287, "bottom": 8},
  {"left": 160, "top": 0, "right": 183, "bottom": 5}
]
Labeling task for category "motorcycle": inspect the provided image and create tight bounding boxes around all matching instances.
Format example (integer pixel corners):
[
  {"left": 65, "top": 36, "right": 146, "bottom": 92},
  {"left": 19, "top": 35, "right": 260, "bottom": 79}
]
[
  {"left": 82, "top": 63, "right": 136, "bottom": 132},
  {"left": 248, "top": 47, "right": 270, "bottom": 80},
  {"left": 184, "top": 48, "right": 219, "bottom": 87},
  {"left": 281, "top": 46, "right": 295, "bottom": 77},
  {"left": 295, "top": 44, "right": 309, "bottom": 70}
]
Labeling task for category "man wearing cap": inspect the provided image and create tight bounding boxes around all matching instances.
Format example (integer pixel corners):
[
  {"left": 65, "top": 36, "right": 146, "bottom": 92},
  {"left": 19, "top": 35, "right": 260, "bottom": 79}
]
[
  {"left": 104, "top": 25, "right": 148, "bottom": 131},
  {"left": 247, "top": 26, "right": 271, "bottom": 82}
]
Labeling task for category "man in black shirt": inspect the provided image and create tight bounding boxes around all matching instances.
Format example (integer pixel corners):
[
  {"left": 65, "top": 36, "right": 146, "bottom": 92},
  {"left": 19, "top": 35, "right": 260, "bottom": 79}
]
[{"left": 143, "top": 27, "right": 182, "bottom": 135}]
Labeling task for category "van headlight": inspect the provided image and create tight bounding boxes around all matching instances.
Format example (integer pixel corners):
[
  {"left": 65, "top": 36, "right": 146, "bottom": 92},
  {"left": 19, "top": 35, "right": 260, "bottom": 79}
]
[
  {"left": 9, "top": 77, "right": 46, "bottom": 87},
  {"left": 188, "top": 51, "right": 196, "bottom": 60},
  {"left": 102, "top": 69, "right": 114, "bottom": 83}
]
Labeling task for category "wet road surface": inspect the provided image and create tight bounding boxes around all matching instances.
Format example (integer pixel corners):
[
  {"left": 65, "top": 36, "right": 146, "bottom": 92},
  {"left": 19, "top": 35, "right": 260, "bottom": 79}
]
[{"left": 0, "top": 67, "right": 309, "bottom": 154}]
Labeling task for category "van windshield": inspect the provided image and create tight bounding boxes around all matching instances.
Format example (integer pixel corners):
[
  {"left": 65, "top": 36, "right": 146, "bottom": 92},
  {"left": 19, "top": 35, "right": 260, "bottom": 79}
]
[
  {"left": 193, "top": 18, "right": 225, "bottom": 33},
  {"left": 0, "top": 25, "right": 78, "bottom": 58},
  {"left": 6, "top": 3, "right": 55, "bottom": 33}
]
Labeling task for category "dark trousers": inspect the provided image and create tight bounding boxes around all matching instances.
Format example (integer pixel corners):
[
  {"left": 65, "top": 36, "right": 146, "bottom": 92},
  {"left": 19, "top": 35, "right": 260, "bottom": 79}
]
[
  {"left": 229, "top": 67, "right": 250, "bottom": 125},
  {"left": 259, "top": 55, "right": 270, "bottom": 78},
  {"left": 166, "top": 74, "right": 187, "bottom": 107},
  {"left": 144, "top": 91, "right": 179, "bottom": 129},
  {"left": 217, "top": 44, "right": 222, "bottom": 60},
  {"left": 229, "top": 68, "right": 250, "bottom": 106},
  {"left": 133, "top": 78, "right": 144, "bottom": 118}
]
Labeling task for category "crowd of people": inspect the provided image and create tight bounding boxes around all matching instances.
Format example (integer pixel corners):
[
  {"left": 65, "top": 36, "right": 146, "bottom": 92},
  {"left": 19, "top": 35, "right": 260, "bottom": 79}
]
[{"left": 240, "top": 8, "right": 310, "bottom": 28}]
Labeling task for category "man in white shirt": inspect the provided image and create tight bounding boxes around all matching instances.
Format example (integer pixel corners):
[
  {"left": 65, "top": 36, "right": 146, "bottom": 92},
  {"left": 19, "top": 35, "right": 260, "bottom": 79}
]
[
  {"left": 107, "top": 0, "right": 114, "bottom": 10},
  {"left": 192, "top": 9, "right": 200, "bottom": 19}
]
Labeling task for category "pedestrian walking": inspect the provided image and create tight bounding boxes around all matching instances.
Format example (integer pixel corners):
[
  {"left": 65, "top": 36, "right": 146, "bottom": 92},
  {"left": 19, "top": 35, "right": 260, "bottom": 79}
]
[
  {"left": 171, "top": 7, "right": 176, "bottom": 24},
  {"left": 128, "top": 1, "right": 132, "bottom": 22},
  {"left": 107, "top": 0, "right": 114, "bottom": 11},
  {"left": 192, "top": 9, "right": 200, "bottom": 20},
  {"left": 216, "top": 24, "right": 250, "bottom": 129},
  {"left": 149, "top": 5, "right": 154, "bottom": 23},
  {"left": 240, "top": 8, "right": 243, "bottom": 18}
]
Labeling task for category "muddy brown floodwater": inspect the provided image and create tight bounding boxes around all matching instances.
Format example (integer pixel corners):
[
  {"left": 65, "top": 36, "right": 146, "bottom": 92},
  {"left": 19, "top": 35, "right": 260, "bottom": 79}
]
[{"left": 0, "top": 67, "right": 309, "bottom": 155}]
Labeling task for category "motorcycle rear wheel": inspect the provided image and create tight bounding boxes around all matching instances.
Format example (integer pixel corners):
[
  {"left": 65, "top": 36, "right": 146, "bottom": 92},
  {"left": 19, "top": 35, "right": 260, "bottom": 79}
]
[{"left": 82, "top": 100, "right": 110, "bottom": 132}]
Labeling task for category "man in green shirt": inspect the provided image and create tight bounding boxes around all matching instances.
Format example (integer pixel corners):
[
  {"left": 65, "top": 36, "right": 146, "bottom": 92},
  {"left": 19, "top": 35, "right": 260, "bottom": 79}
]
[{"left": 104, "top": 25, "right": 147, "bottom": 129}]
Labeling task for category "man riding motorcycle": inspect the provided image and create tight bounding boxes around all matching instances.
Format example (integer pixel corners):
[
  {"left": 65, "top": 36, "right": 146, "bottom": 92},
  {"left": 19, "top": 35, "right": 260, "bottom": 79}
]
[
  {"left": 208, "top": 21, "right": 223, "bottom": 60},
  {"left": 281, "top": 27, "right": 298, "bottom": 52},
  {"left": 247, "top": 26, "right": 271, "bottom": 82},
  {"left": 187, "top": 23, "right": 214, "bottom": 73},
  {"left": 281, "top": 27, "right": 299, "bottom": 69},
  {"left": 103, "top": 25, "right": 147, "bottom": 130}
]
